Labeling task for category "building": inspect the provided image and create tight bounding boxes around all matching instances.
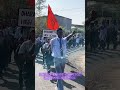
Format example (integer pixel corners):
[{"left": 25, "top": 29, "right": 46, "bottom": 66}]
[
  {"left": 55, "top": 14, "right": 72, "bottom": 32},
  {"left": 87, "top": 0, "right": 120, "bottom": 18},
  {"left": 72, "top": 24, "right": 85, "bottom": 32},
  {"left": 37, "top": 14, "right": 72, "bottom": 32}
]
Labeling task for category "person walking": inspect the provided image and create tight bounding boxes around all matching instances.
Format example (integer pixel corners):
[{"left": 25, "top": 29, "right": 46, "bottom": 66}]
[
  {"left": 99, "top": 20, "right": 107, "bottom": 51},
  {"left": 0, "top": 31, "right": 8, "bottom": 78},
  {"left": 111, "top": 20, "right": 118, "bottom": 49},
  {"left": 42, "top": 38, "right": 52, "bottom": 73},
  {"left": 18, "top": 30, "right": 35, "bottom": 90},
  {"left": 89, "top": 22, "right": 96, "bottom": 51},
  {"left": 14, "top": 37, "right": 24, "bottom": 89},
  {"left": 106, "top": 20, "right": 111, "bottom": 49},
  {"left": 50, "top": 28, "right": 75, "bottom": 90},
  {"left": 76, "top": 35, "right": 80, "bottom": 47}
]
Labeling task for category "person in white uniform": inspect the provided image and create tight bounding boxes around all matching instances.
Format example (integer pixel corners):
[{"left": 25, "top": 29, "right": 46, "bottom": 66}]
[{"left": 50, "top": 28, "right": 75, "bottom": 90}]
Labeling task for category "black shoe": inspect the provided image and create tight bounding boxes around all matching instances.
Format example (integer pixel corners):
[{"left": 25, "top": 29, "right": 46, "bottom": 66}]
[
  {"left": 47, "top": 69, "right": 51, "bottom": 73},
  {"left": 47, "top": 67, "right": 51, "bottom": 73}
]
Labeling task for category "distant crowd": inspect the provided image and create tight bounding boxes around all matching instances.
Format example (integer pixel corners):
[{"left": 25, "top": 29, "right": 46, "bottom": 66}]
[
  {"left": 86, "top": 19, "right": 120, "bottom": 52},
  {"left": 35, "top": 32, "right": 85, "bottom": 54}
]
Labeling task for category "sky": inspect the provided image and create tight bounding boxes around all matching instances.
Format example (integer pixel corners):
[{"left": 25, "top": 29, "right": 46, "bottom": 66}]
[{"left": 41, "top": 0, "right": 85, "bottom": 25}]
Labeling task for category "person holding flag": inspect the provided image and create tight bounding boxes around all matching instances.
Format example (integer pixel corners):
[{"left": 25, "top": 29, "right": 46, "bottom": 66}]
[{"left": 47, "top": 5, "right": 76, "bottom": 90}]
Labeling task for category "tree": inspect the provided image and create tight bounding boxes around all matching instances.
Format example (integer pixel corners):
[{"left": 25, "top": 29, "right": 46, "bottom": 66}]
[
  {"left": 35, "top": 0, "right": 46, "bottom": 17},
  {"left": 35, "top": 16, "right": 47, "bottom": 36},
  {"left": 35, "top": 0, "right": 46, "bottom": 36}
]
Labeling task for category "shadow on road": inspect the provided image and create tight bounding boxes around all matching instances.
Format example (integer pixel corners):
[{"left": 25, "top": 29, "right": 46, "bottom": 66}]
[
  {"left": 70, "top": 71, "right": 85, "bottom": 86},
  {"left": 4, "top": 72, "right": 18, "bottom": 80},
  {"left": 6, "top": 67, "right": 19, "bottom": 74},
  {"left": 0, "top": 64, "right": 19, "bottom": 90},
  {"left": 86, "top": 49, "right": 120, "bottom": 64},
  {"left": 63, "top": 81, "right": 76, "bottom": 89},
  {"left": 0, "top": 78, "right": 19, "bottom": 90},
  {"left": 35, "top": 60, "right": 43, "bottom": 65},
  {"left": 66, "top": 62, "right": 78, "bottom": 70}
]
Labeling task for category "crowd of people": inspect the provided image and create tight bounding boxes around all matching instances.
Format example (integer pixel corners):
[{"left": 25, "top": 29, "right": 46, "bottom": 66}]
[
  {"left": 35, "top": 32, "right": 85, "bottom": 67},
  {"left": 67, "top": 34, "right": 85, "bottom": 48},
  {"left": 35, "top": 32, "right": 85, "bottom": 55},
  {"left": 35, "top": 29, "right": 85, "bottom": 90},
  {"left": 86, "top": 18, "right": 120, "bottom": 52},
  {"left": 0, "top": 22, "right": 35, "bottom": 90},
  {"left": 0, "top": 20, "right": 84, "bottom": 90}
]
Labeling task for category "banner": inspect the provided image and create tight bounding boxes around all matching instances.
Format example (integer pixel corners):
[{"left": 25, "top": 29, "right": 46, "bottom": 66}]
[
  {"left": 18, "top": 9, "right": 35, "bottom": 27},
  {"left": 43, "top": 30, "right": 57, "bottom": 38}
]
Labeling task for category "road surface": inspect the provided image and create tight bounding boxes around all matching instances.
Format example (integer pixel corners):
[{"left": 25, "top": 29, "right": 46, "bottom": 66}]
[{"left": 35, "top": 46, "right": 85, "bottom": 90}]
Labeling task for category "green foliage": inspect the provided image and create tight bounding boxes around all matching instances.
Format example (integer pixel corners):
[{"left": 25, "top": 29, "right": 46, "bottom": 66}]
[
  {"left": 35, "top": 0, "right": 46, "bottom": 16},
  {"left": 35, "top": 0, "right": 46, "bottom": 36},
  {"left": 71, "top": 27, "right": 85, "bottom": 34},
  {"left": 35, "top": 16, "right": 47, "bottom": 36}
]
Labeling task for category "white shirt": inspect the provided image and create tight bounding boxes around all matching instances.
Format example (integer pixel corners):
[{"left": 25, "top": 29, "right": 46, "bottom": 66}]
[
  {"left": 76, "top": 37, "right": 80, "bottom": 43},
  {"left": 35, "top": 37, "right": 41, "bottom": 44},
  {"left": 99, "top": 26, "right": 107, "bottom": 41},
  {"left": 42, "top": 43, "right": 49, "bottom": 49},
  {"left": 50, "top": 37, "right": 67, "bottom": 58},
  {"left": 14, "top": 27, "right": 22, "bottom": 39}
]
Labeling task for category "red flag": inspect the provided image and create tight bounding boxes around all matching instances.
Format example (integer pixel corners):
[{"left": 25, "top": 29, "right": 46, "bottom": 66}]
[{"left": 47, "top": 5, "right": 59, "bottom": 30}]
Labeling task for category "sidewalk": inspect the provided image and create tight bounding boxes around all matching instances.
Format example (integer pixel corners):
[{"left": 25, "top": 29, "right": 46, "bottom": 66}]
[{"left": 35, "top": 47, "right": 85, "bottom": 90}]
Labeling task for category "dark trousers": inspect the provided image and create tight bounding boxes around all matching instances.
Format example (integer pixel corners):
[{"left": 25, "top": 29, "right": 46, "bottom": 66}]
[
  {"left": 44, "top": 53, "right": 53, "bottom": 71},
  {"left": 100, "top": 40, "right": 106, "bottom": 50},
  {"left": 45, "top": 56, "right": 51, "bottom": 71},
  {"left": 90, "top": 40, "right": 96, "bottom": 51},
  {"left": 0, "top": 58, "right": 7, "bottom": 75},
  {"left": 15, "top": 56, "right": 24, "bottom": 88},
  {"left": 23, "top": 62, "right": 35, "bottom": 90},
  {"left": 0, "top": 61, "right": 5, "bottom": 75},
  {"left": 106, "top": 40, "right": 110, "bottom": 49},
  {"left": 112, "top": 38, "right": 118, "bottom": 49},
  {"left": 18, "top": 64, "right": 24, "bottom": 88}
]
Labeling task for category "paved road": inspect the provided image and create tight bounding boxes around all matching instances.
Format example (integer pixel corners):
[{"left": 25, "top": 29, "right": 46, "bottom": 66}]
[
  {"left": 86, "top": 46, "right": 120, "bottom": 90},
  {"left": 0, "top": 46, "right": 85, "bottom": 90},
  {"left": 35, "top": 46, "right": 85, "bottom": 90},
  {"left": 1, "top": 45, "right": 120, "bottom": 90}
]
